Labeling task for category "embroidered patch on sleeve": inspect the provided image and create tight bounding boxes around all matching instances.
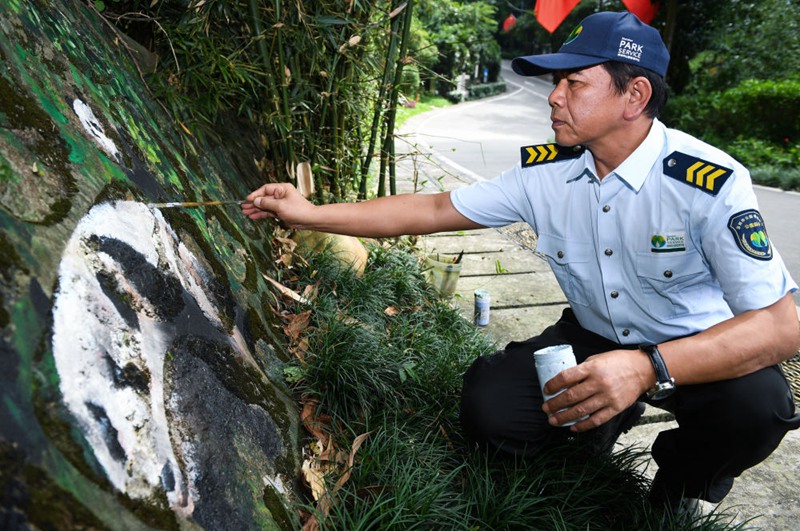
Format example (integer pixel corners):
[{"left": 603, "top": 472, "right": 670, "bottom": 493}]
[
  {"left": 520, "top": 144, "right": 584, "bottom": 168},
  {"left": 727, "top": 209, "right": 772, "bottom": 261},
  {"left": 663, "top": 151, "right": 732, "bottom": 196}
]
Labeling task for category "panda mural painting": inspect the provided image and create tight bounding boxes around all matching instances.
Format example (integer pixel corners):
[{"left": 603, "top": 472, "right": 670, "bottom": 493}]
[{"left": 51, "top": 201, "right": 294, "bottom": 525}]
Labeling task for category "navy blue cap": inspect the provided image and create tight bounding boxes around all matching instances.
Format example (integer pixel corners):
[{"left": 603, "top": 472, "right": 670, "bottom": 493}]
[{"left": 512, "top": 11, "right": 669, "bottom": 77}]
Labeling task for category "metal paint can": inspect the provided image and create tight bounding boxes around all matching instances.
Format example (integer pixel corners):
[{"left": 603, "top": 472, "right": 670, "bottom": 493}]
[
  {"left": 474, "top": 289, "right": 490, "bottom": 326},
  {"left": 533, "top": 344, "right": 589, "bottom": 427}
]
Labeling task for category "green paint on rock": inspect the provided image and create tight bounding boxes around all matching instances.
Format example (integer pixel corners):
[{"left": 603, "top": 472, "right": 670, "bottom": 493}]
[{"left": 1, "top": 1, "right": 296, "bottom": 527}]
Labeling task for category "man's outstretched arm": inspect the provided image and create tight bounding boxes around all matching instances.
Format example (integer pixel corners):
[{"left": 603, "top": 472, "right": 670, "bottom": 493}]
[{"left": 242, "top": 183, "right": 484, "bottom": 238}]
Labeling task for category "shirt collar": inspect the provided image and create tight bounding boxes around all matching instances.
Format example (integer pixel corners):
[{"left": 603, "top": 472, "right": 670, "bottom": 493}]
[{"left": 611, "top": 119, "right": 665, "bottom": 191}]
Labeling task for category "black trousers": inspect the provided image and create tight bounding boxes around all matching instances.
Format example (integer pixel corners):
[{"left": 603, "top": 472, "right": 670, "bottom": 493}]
[{"left": 460, "top": 309, "right": 800, "bottom": 503}]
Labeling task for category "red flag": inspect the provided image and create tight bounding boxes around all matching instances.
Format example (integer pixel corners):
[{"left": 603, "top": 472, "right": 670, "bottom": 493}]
[
  {"left": 535, "top": 0, "right": 582, "bottom": 34},
  {"left": 502, "top": 13, "right": 517, "bottom": 32},
  {"left": 622, "top": 0, "right": 660, "bottom": 24}
]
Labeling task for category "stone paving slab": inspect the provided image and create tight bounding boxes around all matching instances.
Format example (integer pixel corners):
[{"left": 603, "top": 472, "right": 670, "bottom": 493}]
[
  {"left": 420, "top": 231, "right": 548, "bottom": 271},
  {"left": 422, "top": 231, "right": 526, "bottom": 254},
  {"left": 453, "top": 273, "right": 566, "bottom": 309},
  {"left": 457, "top": 303, "right": 570, "bottom": 349}
]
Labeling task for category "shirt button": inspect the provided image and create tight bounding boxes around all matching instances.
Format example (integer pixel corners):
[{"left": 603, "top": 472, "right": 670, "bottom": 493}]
[
  {"left": 663, "top": 270, "right": 673, "bottom": 278},
  {"left": 602, "top": 205, "right": 611, "bottom": 213},
  {"left": 557, "top": 251, "right": 564, "bottom": 259},
  {"left": 604, "top": 248, "right": 613, "bottom": 256},
  {"left": 610, "top": 291, "right": 619, "bottom": 299},
  {"left": 622, "top": 329, "right": 630, "bottom": 337}
]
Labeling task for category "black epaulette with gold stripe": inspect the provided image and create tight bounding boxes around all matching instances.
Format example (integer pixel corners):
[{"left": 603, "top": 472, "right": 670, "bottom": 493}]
[
  {"left": 520, "top": 143, "right": 585, "bottom": 168},
  {"left": 663, "top": 151, "right": 732, "bottom": 196}
]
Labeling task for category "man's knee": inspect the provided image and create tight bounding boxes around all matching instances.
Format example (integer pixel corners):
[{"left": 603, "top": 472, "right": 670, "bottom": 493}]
[
  {"left": 676, "top": 365, "right": 797, "bottom": 436},
  {"left": 460, "top": 351, "right": 521, "bottom": 443},
  {"left": 459, "top": 349, "right": 553, "bottom": 452},
  {"left": 651, "top": 365, "right": 799, "bottom": 501}
]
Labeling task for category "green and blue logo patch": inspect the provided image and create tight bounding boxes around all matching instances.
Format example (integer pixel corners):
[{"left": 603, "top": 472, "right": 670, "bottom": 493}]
[
  {"left": 564, "top": 25, "right": 583, "bottom": 45},
  {"left": 727, "top": 209, "right": 772, "bottom": 261},
  {"left": 651, "top": 232, "right": 686, "bottom": 253}
]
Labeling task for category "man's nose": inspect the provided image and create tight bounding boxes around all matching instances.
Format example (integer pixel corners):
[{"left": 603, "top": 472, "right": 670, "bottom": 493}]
[{"left": 548, "top": 81, "right": 565, "bottom": 107}]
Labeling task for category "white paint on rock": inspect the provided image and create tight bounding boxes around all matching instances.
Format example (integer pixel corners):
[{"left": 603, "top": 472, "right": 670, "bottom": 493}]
[
  {"left": 72, "top": 99, "right": 121, "bottom": 162},
  {"left": 51, "top": 201, "right": 248, "bottom": 516}
]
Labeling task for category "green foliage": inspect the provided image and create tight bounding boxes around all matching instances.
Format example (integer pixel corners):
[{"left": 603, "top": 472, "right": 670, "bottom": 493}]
[
  {"left": 99, "top": 0, "right": 513, "bottom": 202},
  {"left": 668, "top": 77, "right": 800, "bottom": 145},
  {"left": 748, "top": 165, "right": 800, "bottom": 192},
  {"left": 716, "top": 78, "right": 800, "bottom": 144},
  {"left": 406, "top": 15, "right": 439, "bottom": 91},
  {"left": 684, "top": 0, "right": 800, "bottom": 94},
  {"left": 399, "top": 62, "right": 422, "bottom": 101},
  {"left": 725, "top": 138, "right": 800, "bottom": 170},
  {"left": 446, "top": 79, "right": 506, "bottom": 102},
  {"left": 289, "top": 242, "right": 492, "bottom": 423},
  {"left": 102, "top": 0, "right": 396, "bottom": 200},
  {"left": 415, "top": 0, "right": 502, "bottom": 93}
]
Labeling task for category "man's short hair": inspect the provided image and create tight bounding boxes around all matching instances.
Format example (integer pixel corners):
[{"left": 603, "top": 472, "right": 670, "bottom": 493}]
[{"left": 603, "top": 61, "right": 668, "bottom": 119}]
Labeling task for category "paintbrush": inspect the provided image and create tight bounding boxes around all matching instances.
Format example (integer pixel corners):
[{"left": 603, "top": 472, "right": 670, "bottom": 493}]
[{"left": 147, "top": 200, "right": 247, "bottom": 208}]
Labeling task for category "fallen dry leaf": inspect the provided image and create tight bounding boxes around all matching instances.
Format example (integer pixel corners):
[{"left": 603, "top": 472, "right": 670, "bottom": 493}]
[
  {"left": 276, "top": 253, "right": 293, "bottom": 268},
  {"left": 302, "top": 430, "right": 373, "bottom": 530},
  {"left": 284, "top": 310, "right": 311, "bottom": 341},
  {"left": 301, "top": 397, "right": 331, "bottom": 445},
  {"left": 263, "top": 274, "right": 310, "bottom": 304},
  {"left": 336, "top": 431, "right": 372, "bottom": 488},
  {"left": 302, "top": 283, "right": 319, "bottom": 304},
  {"left": 301, "top": 457, "right": 327, "bottom": 502}
]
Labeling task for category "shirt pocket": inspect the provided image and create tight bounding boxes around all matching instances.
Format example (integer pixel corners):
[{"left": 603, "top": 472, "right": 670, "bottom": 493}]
[
  {"left": 635, "top": 250, "right": 710, "bottom": 319},
  {"left": 537, "top": 234, "right": 595, "bottom": 307}
]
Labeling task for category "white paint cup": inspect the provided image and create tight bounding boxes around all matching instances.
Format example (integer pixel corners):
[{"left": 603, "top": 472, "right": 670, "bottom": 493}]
[
  {"left": 474, "top": 289, "right": 490, "bottom": 326},
  {"left": 533, "top": 344, "right": 588, "bottom": 427}
]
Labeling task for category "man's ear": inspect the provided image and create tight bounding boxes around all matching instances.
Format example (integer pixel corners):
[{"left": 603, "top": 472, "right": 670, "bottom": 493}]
[{"left": 625, "top": 77, "right": 652, "bottom": 120}]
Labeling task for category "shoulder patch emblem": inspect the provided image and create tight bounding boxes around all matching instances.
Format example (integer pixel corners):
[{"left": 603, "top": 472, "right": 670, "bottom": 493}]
[
  {"left": 663, "top": 151, "right": 732, "bottom": 196},
  {"left": 728, "top": 209, "right": 772, "bottom": 261},
  {"left": 520, "top": 144, "right": 584, "bottom": 168}
]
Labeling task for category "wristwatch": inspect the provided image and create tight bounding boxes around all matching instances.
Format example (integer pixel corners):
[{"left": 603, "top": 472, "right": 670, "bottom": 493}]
[{"left": 639, "top": 343, "right": 676, "bottom": 400}]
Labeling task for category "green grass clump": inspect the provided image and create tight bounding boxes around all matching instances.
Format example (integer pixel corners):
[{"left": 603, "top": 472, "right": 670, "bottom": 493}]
[{"left": 282, "top": 241, "right": 744, "bottom": 530}]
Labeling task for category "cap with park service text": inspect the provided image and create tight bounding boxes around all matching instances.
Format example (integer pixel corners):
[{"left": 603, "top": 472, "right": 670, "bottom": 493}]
[{"left": 512, "top": 11, "right": 670, "bottom": 77}]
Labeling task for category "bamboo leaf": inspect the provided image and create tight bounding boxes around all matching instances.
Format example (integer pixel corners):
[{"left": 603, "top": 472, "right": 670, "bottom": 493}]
[{"left": 315, "top": 15, "right": 349, "bottom": 26}]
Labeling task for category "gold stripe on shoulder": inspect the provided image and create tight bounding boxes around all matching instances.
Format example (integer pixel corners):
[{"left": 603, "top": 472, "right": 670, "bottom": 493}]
[
  {"left": 663, "top": 151, "right": 732, "bottom": 196},
  {"left": 520, "top": 144, "right": 584, "bottom": 168}
]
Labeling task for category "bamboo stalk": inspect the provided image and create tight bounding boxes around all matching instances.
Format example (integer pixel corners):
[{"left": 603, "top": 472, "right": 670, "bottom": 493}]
[
  {"left": 359, "top": 1, "right": 405, "bottom": 199},
  {"left": 385, "top": 0, "right": 415, "bottom": 196}
]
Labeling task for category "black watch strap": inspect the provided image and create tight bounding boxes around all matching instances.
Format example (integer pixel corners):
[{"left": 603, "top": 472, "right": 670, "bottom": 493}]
[{"left": 639, "top": 343, "right": 671, "bottom": 384}]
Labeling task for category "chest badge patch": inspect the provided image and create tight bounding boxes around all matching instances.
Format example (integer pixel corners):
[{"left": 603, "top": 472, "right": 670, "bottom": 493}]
[
  {"left": 728, "top": 209, "right": 772, "bottom": 261},
  {"left": 520, "top": 143, "right": 584, "bottom": 168},
  {"left": 663, "top": 151, "right": 732, "bottom": 196},
  {"left": 651, "top": 232, "right": 686, "bottom": 253}
]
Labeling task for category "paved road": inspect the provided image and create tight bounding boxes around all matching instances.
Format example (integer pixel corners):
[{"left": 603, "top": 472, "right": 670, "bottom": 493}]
[{"left": 412, "top": 61, "right": 800, "bottom": 305}]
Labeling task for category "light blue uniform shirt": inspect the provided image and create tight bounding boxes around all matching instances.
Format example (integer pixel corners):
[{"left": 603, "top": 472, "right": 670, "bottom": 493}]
[{"left": 451, "top": 120, "right": 797, "bottom": 345}]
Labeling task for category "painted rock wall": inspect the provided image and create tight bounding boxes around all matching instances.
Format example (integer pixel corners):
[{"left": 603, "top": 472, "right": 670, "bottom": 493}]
[{"left": 0, "top": 1, "right": 300, "bottom": 529}]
